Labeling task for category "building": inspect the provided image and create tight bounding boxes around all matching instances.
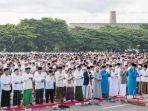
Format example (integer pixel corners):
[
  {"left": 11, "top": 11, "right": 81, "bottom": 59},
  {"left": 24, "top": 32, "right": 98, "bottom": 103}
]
[{"left": 69, "top": 11, "right": 146, "bottom": 29}]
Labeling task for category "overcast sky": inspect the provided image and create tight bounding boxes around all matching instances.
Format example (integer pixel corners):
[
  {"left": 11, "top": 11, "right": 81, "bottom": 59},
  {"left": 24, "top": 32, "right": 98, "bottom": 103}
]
[{"left": 0, "top": 0, "right": 148, "bottom": 24}]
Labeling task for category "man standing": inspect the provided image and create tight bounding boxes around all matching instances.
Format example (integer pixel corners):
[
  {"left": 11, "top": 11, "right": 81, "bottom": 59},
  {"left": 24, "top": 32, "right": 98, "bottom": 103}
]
[
  {"left": 93, "top": 66, "right": 102, "bottom": 105},
  {"left": 12, "top": 68, "right": 23, "bottom": 107},
  {"left": 100, "top": 65, "right": 110, "bottom": 99},
  {"left": 141, "top": 65, "right": 148, "bottom": 94},
  {"left": 127, "top": 63, "right": 139, "bottom": 98},
  {"left": 34, "top": 67, "right": 45, "bottom": 104},
  {"left": 109, "top": 67, "right": 119, "bottom": 98},
  {"left": 45, "top": 70, "right": 55, "bottom": 103},
  {"left": 115, "top": 63, "right": 121, "bottom": 96},
  {"left": 119, "top": 66, "right": 128, "bottom": 97},
  {"left": 22, "top": 67, "right": 33, "bottom": 106},
  {"left": 1, "top": 68, "right": 12, "bottom": 109},
  {"left": 65, "top": 69, "right": 74, "bottom": 101},
  {"left": 74, "top": 65, "right": 84, "bottom": 101},
  {"left": 55, "top": 66, "right": 70, "bottom": 109},
  {"left": 55, "top": 66, "right": 65, "bottom": 102},
  {"left": 83, "top": 67, "right": 89, "bottom": 100}
]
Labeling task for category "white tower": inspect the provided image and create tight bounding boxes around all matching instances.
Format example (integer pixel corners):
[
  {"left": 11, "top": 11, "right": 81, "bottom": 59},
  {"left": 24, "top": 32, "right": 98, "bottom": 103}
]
[{"left": 110, "top": 11, "right": 116, "bottom": 24}]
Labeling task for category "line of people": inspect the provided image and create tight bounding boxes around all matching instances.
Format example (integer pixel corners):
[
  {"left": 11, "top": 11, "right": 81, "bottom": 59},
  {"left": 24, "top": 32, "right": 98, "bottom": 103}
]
[{"left": 0, "top": 52, "right": 148, "bottom": 109}]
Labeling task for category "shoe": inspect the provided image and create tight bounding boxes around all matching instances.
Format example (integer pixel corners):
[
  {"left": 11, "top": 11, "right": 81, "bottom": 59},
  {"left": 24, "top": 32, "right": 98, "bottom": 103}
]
[
  {"left": 59, "top": 105, "right": 70, "bottom": 109},
  {"left": 95, "top": 103, "right": 101, "bottom": 106}
]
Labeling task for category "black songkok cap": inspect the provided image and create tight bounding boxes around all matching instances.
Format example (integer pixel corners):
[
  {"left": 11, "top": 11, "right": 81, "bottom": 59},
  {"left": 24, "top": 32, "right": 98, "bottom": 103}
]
[
  {"left": 144, "top": 64, "right": 147, "bottom": 68},
  {"left": 25, "top": 67, "right": 31, "bottom": 71},
  {"left": 49, "top": 70, "right": 53, "bottom": 73},
  {"left": 14, "top": 68, "right": 19, "bottom": 72},
  {"left": 38, "top": 67, "right": 42, "bottom": 70},
  {"left": 131, "top": 63, "right": 137, "bottom": 67},
  {"left": 58, "top": 66, "right": 62, "bottom": 69},
  {"left": 3, "top": 68, "right": 9, "bottom": 72}
]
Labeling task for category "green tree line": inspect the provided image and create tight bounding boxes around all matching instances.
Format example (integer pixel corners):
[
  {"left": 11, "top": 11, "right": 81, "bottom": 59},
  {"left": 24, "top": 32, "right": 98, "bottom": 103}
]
[{"left": 0, "top": 18, "right": 148, "bottom": 52}]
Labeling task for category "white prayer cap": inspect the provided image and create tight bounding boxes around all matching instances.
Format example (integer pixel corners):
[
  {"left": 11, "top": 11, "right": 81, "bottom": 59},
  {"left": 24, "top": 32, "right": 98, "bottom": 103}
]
[
  {"left": 68, "top": 65, "right": 73, "bottom": 69},
  {"left": 37, "top": 62, "right": 41, "bottom": 67},
  {"left": 82, "top": 67, "right": 87, "bottom": 70},
  {"left": 53, "top": 65, "right": 56, "bottom": 69},
  {"left": 31, "top": 60, "right": 35, "bottom": 63},
  {"left": 65, "top": 67, "right": 69, "bottom": 71},
  {"left": 3, "top": 64, "right": 8, "bottom": 68}
]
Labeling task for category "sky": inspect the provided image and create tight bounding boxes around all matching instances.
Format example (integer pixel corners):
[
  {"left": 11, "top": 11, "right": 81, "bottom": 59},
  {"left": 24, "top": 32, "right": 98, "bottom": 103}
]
[{"left": 0, "top": 0, "right": 148, "bottom": 24}]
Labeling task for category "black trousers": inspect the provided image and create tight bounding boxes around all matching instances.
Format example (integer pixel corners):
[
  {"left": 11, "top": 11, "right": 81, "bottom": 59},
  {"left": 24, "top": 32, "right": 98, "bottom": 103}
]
[
  {"left": 1, "top": 90, "right": 11, "bottom": 107},
  {"left": 35, "top": 89, "right": 44, "bottom": 104},
  {"left": 45, "top": 89, "right": 54, "bottom": 103},
  {"left": 13, "top": 90, "right": 22, "bottom": 106}
]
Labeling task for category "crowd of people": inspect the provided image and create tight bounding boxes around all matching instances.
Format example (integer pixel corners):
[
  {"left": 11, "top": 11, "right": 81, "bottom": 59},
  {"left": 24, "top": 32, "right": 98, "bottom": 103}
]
[{"left": 0, "top": 52, "right": 148, "bottom": 109}]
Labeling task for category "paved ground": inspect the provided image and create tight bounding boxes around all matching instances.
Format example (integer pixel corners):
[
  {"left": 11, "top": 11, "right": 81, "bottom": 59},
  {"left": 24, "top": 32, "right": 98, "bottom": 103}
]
[{"left": 31, "top": 102, "right": 148, "bottom": 111}]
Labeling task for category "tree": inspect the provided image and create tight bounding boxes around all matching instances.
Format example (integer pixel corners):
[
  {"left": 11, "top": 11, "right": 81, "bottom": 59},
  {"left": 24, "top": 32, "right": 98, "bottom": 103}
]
[{"left": 0, "top": 18, "right": 148, "bottom": 52}]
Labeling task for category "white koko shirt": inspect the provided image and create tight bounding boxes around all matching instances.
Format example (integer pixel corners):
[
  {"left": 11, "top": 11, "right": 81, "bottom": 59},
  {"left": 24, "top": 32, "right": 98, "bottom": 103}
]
[
  {"left": 22, "top": 73, "right": 33, "bottom": 90},
  {"left": 12, "top": 74, "right": 23, "bottom": 91},
  {"left": 74, "top": 70, "right": 84, "bottom": 86},
  {"left": 45, "top": 75, "right": 54, "bottom": 89},
  {"left": 55, "top": 71, "right": 65, "bottom": 87},
  {"left": 1, "top": 74, "right": 11, "bottom": 91},
  {"left": 33, "top": 71, "right": 45, "bottom": 89}
]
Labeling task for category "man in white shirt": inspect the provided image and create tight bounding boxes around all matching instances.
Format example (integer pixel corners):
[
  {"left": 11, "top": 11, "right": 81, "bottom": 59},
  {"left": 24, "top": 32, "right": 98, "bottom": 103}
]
[
  {"left": 12, "top": 68, "right": 23, "bottom": 107},
  {"left": 115, "top": 63, "right": 121, "bottom": 95},
  {"left": 141, "top": 65, "right": 148, "bottom": 94},
  {"left": 137, "top": 65, "right": 143, "bottom": 95},
  {"left": 34, "top": 67, "right": 45, "bottom": 104},
  {"left": 55, "top": 66, "right": 65, "bottom": 102},
  {"left": 1, "top": 68, "right": 12, "bottom": 108},
  {"left": 74, "top": 65, "right": 84, "bottom": 101},
  {"left": 22, "top": 67, "right": 33, "bottom": 106},
  {"left": 45, "top": 70, "right": 55, "bottom": 103},
  {"left": 55, "top": 66, "right": 70, "bottom": 109}
]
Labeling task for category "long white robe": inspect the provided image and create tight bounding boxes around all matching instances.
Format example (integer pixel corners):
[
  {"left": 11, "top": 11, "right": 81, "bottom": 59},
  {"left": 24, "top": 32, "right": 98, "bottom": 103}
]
[
  {"left": 109, "top": 71, "right": 119, "bottom": 97},
  {"left": 115, "top": 67, "right": 121, "bottom": 95},
  {"left": 93, "top": 72, "right": 102, "bottom": 98}
]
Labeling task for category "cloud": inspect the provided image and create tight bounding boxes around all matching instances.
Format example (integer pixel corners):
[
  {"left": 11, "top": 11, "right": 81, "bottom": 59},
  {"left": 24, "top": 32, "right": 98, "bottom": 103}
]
[
  {"left": 0, "top": 0, "right": 147, "bottom": 24},
  {"left": 0, "top": 0, "right": 133, "bottom": 13}
]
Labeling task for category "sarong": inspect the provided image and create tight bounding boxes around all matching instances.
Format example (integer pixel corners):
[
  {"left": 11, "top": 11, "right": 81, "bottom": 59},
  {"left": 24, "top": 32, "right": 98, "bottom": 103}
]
[
  {"left": 66, "top": 87, "right": 74, "bottom": 101},
  {"left": 23, "top": 89, "right": 33, "bottom": 106},
  {"left": 75, "top": 86, "right": 83, "bottom": 101},
  {"left": 56, "top": 87, "right": 64, "bottom": 102},
  {"left": 142, "top": 82, "right": 148, "bottom": 94}
]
